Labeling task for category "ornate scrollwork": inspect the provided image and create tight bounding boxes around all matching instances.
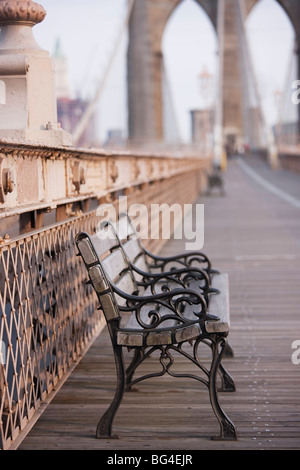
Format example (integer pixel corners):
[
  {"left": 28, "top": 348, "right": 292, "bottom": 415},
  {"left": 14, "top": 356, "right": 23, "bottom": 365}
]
[
  {"left": 145, "top": 248, "right": 212, "bottom": 275},
  {"left": 132, "top": 264, "right": 211, "bottom": 303},
  {"left": 119, "top": 288, "right": 207, "bottom": 330}
]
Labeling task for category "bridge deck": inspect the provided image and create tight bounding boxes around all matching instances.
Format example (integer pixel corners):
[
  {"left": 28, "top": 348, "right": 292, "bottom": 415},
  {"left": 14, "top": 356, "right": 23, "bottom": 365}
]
[{"left": 18, "top": 155, "right": 300, "bottom": 451}]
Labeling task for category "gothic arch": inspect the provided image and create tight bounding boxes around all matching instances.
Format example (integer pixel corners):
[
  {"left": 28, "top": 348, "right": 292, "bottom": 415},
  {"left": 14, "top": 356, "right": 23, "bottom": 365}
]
[
  {"left": 127, "top": 0, "right": 219, "bottom": 145},
  {"left": 276, "top": 0, "right": 300, "bottom": 44},
  {"left": 127, "top": 0, "right": 299, "bottom": 146}
]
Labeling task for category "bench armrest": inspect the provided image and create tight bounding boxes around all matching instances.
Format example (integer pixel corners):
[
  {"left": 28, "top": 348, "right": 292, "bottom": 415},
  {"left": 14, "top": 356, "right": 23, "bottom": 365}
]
[
  {"left": 142, "top": 246, "right": 218, "bottom": 275},
  {"left": 130, "top": 263, "right": 217, "bottom": 296},
  {"left": 112, "top": 284, "right": 216, "bottom": 329}
]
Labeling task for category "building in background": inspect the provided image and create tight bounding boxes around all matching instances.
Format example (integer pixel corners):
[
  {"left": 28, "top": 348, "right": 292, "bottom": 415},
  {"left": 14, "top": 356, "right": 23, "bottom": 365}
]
[
  {"left": 190, "top": 67, "right": 215, "bottom": 153},
  {"left": 190, "top": 108, "right": 214, "bottom": 152},
  {"left": 104, "top": 129, "right": 126, "bottom": 149},
  {"left": 53, "top": 39, "right": 97, "bottom": 148}
]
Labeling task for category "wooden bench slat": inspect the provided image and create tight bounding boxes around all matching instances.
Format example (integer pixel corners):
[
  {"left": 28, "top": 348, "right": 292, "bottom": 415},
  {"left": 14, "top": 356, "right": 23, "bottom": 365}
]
[
  {"left": 76, "top": 237, "right": 98, "bottom": 265},
  {"left": 181, "top": 273, "right": 230, "bottom": 333},
  {"left": 131, "top": 256, "right": 148, "bottom": 282},
  {"left": 91, "top": 227, "right": 118, "bottom": 257},
  {"left": 102, "top": 248, "right": 128, "bottom": 283},
  {"left": 208, "top": 273, "right": 230, "bottom": 324},
  {"left": 115, "top": 216, "right": 135, "bottom": 241},
  {"left": 114, "top": 272, "right": 136, "bottom": 306},
  {"left": 123, "top": 238, "right": 143, "bottom": 263}
]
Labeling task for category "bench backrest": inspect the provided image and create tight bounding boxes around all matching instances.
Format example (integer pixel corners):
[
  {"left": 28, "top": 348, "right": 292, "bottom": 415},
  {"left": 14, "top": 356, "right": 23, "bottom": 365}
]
[
  {"left": 112, "top": 214, "right": 213, "bottom": 280},
  {"left": 76, "top": 225, "right": 208, "bottom": 333},
  {"left": 75, "top": 229, "right": 138, "bottom": 322},
  {"left": 114, "top": 214, "right": 149, "bottom": 279}
]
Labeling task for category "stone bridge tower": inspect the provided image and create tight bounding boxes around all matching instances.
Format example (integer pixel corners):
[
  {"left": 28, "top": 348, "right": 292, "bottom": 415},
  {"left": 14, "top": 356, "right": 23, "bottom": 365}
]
[{"left": 127, "top": 0, "right": 300, "bottom": 148}]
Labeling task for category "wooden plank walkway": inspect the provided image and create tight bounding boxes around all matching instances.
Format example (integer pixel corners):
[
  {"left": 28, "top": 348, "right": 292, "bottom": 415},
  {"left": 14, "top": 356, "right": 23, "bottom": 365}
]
[{"left": 17, "top": 156, "right": 300, "bottom": 451}]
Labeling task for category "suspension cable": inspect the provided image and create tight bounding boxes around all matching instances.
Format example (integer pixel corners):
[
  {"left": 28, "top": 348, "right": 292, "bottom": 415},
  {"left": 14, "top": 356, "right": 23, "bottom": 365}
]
[{"left": 73, "top": 0, "right": 136, "bottom": 146}]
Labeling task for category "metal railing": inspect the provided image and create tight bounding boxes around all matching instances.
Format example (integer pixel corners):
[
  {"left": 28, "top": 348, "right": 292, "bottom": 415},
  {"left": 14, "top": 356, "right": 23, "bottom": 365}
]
[
  {"left": 0, "top": 211, "right": 104, "bottom": 449},
  {"left": 0, "top": 142, "right": 210, "bottom": 449}
]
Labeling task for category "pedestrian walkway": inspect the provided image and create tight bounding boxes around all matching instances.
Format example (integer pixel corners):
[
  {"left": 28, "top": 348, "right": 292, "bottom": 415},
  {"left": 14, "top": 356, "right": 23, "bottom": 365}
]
[{"left": 17, "top": 155, "right": 300, "bottom": 450}]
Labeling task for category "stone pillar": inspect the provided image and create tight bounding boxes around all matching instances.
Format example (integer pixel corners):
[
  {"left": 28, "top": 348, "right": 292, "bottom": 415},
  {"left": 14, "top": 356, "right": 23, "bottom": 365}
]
[
  {"left": 296, "top": 42, "right": 300, "bottom": 136},
  {"left": 276, "top": 1, "right": 300, "bottom": 137},
  {"left": 0, "top": 0, "right": 72, "bottom": 146},
  {"left": 221, "top": 0, "right": 244, "bottom": 153},
  {"left": 127, "top": 0, "right": 161, "bottom": 147},
  {"left": 127, "top": 0, "right": 258, "bottom": 149}
]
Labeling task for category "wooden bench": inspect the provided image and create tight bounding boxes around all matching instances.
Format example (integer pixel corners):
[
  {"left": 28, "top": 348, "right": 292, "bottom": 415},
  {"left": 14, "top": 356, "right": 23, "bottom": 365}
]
[
  {"left": 206, "top": 166, "right": 225, "bottom": 195},
  {"left": 113, "top": 213, "right": 219, "bottom": 280},
  {"left": 103, "top": 213, "right": 234, "bottom": 358},
  {"left": 75, "top": 226, "right": 237, "bottom": 441}
]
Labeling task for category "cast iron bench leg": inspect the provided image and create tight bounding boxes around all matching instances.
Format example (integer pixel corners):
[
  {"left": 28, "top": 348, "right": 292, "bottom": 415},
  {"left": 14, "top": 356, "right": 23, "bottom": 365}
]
[
  {"left": 218, "top": 363, "right": 236, "bottom": 392},
  {"left": 209, "top": 336, "right": 237, "bottom": 440},
  {"left": 96, "top": 343, "right": 125, "bottom": 439},
  {"left": 126, "top": 348, "right": 143, "bottom": 391}
]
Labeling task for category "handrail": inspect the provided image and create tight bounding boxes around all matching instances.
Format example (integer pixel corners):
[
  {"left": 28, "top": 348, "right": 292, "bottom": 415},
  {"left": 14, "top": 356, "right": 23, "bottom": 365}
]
[{"left": 0, "top": 140, "right": 210, "bottom": 449}]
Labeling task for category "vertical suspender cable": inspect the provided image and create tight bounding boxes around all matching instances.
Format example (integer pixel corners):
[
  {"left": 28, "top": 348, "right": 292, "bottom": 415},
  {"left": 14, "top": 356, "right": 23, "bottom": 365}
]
[
  {"left": 73, "top": 0, "right": 136, "bottom": 146},
  {"left": 237, "top": 0, "right": 278, "bottom": 168},
  {"left": 213, "top": 0, "right": 225, "bottom": 167}
]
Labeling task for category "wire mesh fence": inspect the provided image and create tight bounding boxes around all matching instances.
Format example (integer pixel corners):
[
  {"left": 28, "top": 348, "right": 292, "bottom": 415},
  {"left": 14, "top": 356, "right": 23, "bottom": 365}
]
[{"left": 0, "top": 211, "right": 103, "bottom": 449}]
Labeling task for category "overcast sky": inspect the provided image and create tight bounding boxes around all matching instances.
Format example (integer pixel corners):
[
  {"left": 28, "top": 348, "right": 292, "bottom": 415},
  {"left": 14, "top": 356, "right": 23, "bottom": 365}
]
[{"left": 34, "top": 0, "right": 295, "bottom": 144}]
